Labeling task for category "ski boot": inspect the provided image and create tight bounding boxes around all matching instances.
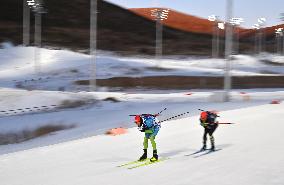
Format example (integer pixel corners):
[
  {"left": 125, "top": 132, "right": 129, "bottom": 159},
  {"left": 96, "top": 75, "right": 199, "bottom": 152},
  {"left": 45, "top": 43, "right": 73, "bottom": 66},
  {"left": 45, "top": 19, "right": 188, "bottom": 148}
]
[
  {"left": 201, "top": 144, "right": 207, "bottom": 151},
  {"left": 150, "top": 150, "right": 158, "bottom": 162},
  {"left": 139, "top": 149, "right": 147, "bottom": 161}
]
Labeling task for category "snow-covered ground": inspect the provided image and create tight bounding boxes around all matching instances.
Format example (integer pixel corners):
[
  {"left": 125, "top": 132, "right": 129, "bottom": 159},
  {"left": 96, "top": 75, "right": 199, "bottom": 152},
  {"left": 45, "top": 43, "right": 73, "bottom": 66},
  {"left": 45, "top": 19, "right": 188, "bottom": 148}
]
[
  {"left": 0, "top": 101, "right": 283, "bottom": 185},
  {"left": 0, "top": 44, "right": 283, "bottom": 91},
  {"left": 0, "top": 44, "right": 284, "bottom": 185},
  {"left": 0, "top": 87, "right": 283, "bottom": 155}
]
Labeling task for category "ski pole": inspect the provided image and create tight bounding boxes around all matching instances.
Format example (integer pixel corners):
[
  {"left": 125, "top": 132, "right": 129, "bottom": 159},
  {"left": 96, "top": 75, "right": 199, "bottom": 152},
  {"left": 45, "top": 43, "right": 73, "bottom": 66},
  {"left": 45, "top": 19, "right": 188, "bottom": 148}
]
[
  {"left": 157, "top": 107, "right": 167, "bottom": 115},
  {"left": 217, "top": 122, "right": 235, "bottom": 124},
  {"left": 158, "top": 111, "right": 190, "bottom": 123}
]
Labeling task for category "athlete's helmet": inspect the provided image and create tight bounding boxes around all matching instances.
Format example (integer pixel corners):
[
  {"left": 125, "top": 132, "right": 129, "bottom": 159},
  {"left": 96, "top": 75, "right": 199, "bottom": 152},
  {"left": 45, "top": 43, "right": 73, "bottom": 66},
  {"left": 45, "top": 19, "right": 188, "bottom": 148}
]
[
  {"left": 134, "top": 115, "right": 141, "bottom": 126},
  {"left": 200, "top": 111, "right": 208, "bottom": 121}
]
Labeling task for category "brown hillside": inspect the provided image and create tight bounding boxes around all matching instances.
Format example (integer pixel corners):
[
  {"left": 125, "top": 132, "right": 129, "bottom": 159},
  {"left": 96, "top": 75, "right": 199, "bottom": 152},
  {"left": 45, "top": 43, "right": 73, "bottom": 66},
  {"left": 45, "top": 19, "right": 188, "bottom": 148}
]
[
  {"left": 130, "top": 8, "right": 281, "bottom": 40},
  {"left": 130, "top": 8, "right": 249, "bottom": 36},
  {"left": 130, "top": 8, "right": 217, "bottom": 35}
]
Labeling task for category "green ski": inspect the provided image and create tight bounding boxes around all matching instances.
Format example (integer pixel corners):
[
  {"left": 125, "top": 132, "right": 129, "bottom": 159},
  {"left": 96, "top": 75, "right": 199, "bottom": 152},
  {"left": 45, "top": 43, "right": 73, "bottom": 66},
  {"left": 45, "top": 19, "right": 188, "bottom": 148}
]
[
  {"left": 128, "top": 157, "right": 169, "bottom": 169},
  {"left": 117, "top": 159, "right": 149, "bottom": 167}
]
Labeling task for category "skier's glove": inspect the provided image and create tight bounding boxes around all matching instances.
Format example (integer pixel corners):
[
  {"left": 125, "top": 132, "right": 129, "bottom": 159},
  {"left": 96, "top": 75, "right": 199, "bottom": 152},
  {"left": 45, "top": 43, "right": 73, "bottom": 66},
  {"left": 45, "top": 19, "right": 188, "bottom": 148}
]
[{"left": 138, "top": 126, "right": 146, "bottom": 132}]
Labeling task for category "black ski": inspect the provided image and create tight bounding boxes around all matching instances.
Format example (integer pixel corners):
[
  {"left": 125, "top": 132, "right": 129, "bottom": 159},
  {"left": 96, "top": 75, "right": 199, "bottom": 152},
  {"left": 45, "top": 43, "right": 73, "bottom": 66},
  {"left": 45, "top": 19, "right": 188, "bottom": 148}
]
[
  {"left": 193, "top": 148, "right": 222, "bottom": 158},
  {"left": 185, "top": 149, "right": 209, "bottom": 156}
]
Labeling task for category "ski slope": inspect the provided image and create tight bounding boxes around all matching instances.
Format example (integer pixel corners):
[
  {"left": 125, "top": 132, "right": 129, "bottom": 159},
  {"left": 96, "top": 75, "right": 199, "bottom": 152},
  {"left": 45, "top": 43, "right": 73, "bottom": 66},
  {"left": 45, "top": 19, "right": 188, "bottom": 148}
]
[
  {"left": 0, "top": 103, "right": 283, "bottom": 185},
  {"left": 1, "top": 87, "right": 283, "bottom": 155}
]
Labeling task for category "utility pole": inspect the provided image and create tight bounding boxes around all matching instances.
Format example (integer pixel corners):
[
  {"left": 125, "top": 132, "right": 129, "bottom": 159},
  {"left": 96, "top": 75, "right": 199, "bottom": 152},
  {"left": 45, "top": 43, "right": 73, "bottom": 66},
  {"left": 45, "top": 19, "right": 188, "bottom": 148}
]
[
  {"left": 280, "top": 13, "right": 284, "bottom": 55},
  {"left": 275, "top": 28, "right": 283, "bottom": 55},
  {"left": 151, "top": 6, "right": 170, "bottom": 67},
  {"left": 90, "top": 0, "right": 98, "bottom": 91},
  {"left": 252, "top": 24, "right": 260, "bottom": 54},
  {"left": 283, "top": 30, "right": 284, "bottom": 56},
  {"left": 217, "top": 22, "right": 225, "bottom": 57},
  {"left": 208, "top": 15, "right": 219, "bottom": 58},
  {"left": 34, "top": 10, "right": 42, "bottom": 74},
  {"left": 27, "top": 0, "right": 46, "bottom": 75},
  {"left": 230, "top": 17, "right": 244, "bottom": 55},
  {"left": 224, "top": 0, "right": 233, "bottom": 101},
  {"left": 257, "top": 18, "right": 266, "bottom": 55},
  {"left": 156, "top": 10, "right": 163, "bottom": 65},
  {"left": 23, "top": 0, "right": 30, "bottom": 46}
]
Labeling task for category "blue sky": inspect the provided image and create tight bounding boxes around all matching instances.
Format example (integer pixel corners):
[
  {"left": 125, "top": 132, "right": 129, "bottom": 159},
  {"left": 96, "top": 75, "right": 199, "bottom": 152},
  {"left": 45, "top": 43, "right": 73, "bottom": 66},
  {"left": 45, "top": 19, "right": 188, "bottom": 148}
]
[{"left": 106, "top": 0, "right": 284, "bottom": 28}]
